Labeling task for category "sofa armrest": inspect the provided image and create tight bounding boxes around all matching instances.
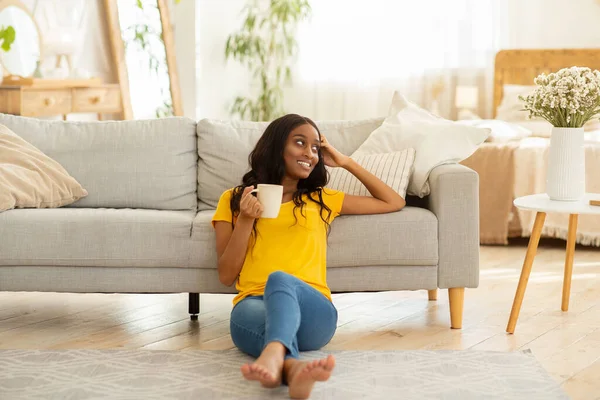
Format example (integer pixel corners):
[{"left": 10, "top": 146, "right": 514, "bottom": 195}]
[{"left": 427, "top": 164, "right": 480, "bottom": 289}]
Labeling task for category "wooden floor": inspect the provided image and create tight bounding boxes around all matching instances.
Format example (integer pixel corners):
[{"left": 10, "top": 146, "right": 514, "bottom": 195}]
[{"left": 1, "top": 240, "right": 599, "bottom": 399}]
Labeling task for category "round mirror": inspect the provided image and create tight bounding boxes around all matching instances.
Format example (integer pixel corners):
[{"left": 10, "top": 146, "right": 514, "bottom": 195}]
[{"left": 0, "top": 2, "right": 41, "bottom": 77}]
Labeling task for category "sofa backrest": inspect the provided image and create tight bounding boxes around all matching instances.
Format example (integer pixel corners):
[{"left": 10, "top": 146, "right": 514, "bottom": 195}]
[
  {"left": 196, "top": 117, "right": 384, "bottom": 210},
  {"left": 0, "top": 114, "right": 198, "bottom": 210}
]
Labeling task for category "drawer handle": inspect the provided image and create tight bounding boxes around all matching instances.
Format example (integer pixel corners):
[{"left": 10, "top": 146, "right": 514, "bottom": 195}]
[
  {"left": 89, "top": 96, "right": 102, "bottom": 104},
  {"left": 44, "top": 97, "right": 55, "bottom": 106}
]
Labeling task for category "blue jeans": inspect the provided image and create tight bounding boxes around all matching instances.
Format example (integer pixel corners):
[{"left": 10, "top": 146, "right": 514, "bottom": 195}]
[{"left": 230, "top": 271, "right": 338, "bottom": 360}]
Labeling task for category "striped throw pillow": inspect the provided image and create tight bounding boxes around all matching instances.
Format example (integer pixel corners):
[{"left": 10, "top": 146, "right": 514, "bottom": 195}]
[{"left": 326, "top": 148, "right": 415, "bottom": 197}]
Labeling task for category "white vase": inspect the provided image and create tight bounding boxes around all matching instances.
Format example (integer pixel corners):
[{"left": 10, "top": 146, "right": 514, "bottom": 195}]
[{"left": 546, "top": 127, "right": 586, "bottom": 201}]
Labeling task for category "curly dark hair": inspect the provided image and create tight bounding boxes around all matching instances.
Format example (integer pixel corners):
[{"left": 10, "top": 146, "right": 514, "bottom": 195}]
[{"left": 229, "top": 113, "right": 333, "bottom": 238}]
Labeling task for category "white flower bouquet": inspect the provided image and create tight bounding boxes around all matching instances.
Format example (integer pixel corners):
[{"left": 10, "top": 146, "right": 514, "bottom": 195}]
[{"left": 520, "top": 66, "right": 600, "bottom": 128}]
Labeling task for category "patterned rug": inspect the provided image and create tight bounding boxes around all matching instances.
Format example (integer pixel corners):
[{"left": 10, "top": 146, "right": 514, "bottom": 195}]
[{"left": 0, "top": 348, "right": 567, "bottom": 399}]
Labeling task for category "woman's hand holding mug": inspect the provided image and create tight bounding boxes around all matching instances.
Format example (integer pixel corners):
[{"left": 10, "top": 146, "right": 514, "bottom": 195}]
[
  {"left": 239, "top": 184, "right": 283, "bottom": 220},
  {"left": 239, "top": 186, "right": 264, "bottom": 220}
]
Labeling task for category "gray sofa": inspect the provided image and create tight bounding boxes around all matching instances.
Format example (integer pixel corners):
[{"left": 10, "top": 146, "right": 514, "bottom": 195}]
[{"left": 0, "top": 114, "right": 479, "bottom": 328}]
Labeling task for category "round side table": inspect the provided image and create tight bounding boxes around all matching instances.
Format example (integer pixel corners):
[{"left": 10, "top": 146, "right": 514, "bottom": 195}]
[{"left": 506, "top": 193, "right": 600, "bottom": 334}]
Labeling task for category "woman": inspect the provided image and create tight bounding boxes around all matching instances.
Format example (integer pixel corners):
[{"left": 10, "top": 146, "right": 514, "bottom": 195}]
[{"left": 212, "top": 114, "right": 405, "bottom": 399}]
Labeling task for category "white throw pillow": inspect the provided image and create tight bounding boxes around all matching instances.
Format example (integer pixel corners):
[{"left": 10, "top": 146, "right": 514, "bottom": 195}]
[
  {"left": 387, "top": 90, "right": 442, "bottom": 121},
  {"left": 327, "top": 149, "right": 415, "bottom": 198},
  {"left": 354, "top": 91, "right": 490, "bottom": 197}
]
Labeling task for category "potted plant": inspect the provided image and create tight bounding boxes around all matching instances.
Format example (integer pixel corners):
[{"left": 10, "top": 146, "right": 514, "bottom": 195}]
[
  {"left": 521, "top": 67, "right": 600, "bottom": 201},
  {"left": 224, "top": 0, "right": 311, "bottom": 121}
]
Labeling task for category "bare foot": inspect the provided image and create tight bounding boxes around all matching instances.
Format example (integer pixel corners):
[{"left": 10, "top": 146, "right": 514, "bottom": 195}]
[
  {"left": 241, "top": 342, "right": 285, "bottom": 388},
  {"left": 284, "top": 354, "right": 336, "bottom": 399}
]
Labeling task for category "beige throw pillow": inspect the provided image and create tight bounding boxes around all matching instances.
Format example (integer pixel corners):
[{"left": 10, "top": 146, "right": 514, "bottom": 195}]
[
  {"left": 327, "top": 149, "right": 415, "bottom": 198},
  {"left": 0, "top": 124, "right": 88, "bottom": 212}
]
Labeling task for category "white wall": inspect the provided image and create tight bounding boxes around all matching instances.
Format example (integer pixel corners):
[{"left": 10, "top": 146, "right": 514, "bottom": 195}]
[
  {"left": 193, "top": 0, "right": 249, "bottom": 120},
  {"left": 506, "top": 0, "right": 600, "bottom": 49}
]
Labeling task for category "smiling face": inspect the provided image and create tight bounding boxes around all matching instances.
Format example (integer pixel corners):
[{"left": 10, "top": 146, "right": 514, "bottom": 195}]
[{"left": 283, "top": 123, "right": 321, "bottom": 180}]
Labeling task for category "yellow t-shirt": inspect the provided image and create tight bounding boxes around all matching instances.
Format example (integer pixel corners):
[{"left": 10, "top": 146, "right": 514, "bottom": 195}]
[{"left": 211, "top": 188, "right": 345, "bottom": 306}]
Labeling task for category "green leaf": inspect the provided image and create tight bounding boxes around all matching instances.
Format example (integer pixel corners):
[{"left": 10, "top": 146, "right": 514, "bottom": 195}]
[
  {"left": 244, "top": 14, "right": 256, "bottom": 31},
  {"left": 0, "top": 26, "right": 16, "bottom": 52},
  {"left": 224, "top": 36, "right": 232, "bottom": 57}
]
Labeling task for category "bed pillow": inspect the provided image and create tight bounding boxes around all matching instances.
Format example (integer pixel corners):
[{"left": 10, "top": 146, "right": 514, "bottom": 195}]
[
  {"left": 457, "top": 119, "right": 532, "bottom": 143},
  {"left": 496, "top": 84, "right": 536, "bottom": 122},
  {"left": 327, "top": 148, "right": 415, "bottom": 198},
  {"left": 353, "top": 92, "right": 490, "bottom": 197},
  {"left": 0, "top": 124, "right": 88, "bottom": 212}
]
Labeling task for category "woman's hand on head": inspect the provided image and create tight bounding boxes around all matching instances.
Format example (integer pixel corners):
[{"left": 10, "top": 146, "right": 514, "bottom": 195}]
[
  {"left": 239, "top": 186, "right": 263, "bottom": 220},
  {"left": 320, "top": 135, "right": 350, "bottom": 168}
]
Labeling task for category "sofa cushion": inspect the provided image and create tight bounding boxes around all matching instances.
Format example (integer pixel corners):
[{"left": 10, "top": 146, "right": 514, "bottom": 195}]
[
  {"left": 191, "top": 206, "right": 438, "bottom": 268},
  {"left": 0, "top": 208, "right": 195, "bottom": 267},
  {"left": 190, "top": 210, "right": 219, "bottom": 268},
  {"left": 0, "top": 114, "right": 198, "bottom": 210},
  {"left": 196, "top": 117, "right": 384, "bottom": 210},
  {"left": 327, "top": 207, "right": 438, "bottom": 267}
]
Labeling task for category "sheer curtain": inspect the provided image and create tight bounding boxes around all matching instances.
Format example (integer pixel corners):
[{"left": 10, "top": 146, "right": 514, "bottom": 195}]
[{"left": 283, "top": 0, "right": 509, "bottom": 120}]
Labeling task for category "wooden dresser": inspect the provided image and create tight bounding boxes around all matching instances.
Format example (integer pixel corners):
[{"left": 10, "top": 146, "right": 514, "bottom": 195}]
[{"left": 0, "top": 79, "right": 125, "bottom": 120}]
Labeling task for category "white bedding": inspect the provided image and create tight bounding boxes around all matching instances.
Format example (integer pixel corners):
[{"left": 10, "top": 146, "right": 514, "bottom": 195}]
[
  {"left": 494, "top": 117, "right": 600, "bottom": 246},
  {"left": 459, "top": 116, "right": 600, "bottom": 247},
  {"left": 513, "top": 137, "right": 600, "bottom": 247}
]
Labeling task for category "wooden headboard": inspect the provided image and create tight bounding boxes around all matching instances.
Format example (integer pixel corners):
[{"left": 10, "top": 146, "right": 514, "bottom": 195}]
[{"left": 493, "top": 49, "right": 600, "bottom": 117}]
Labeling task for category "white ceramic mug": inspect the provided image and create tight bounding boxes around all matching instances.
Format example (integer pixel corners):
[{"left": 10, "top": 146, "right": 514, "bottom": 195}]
[{"left": 250, "top": 184, "right": 283, "bottom": 218}]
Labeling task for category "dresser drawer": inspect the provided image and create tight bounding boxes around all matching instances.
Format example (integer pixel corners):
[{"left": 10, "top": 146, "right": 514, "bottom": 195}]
[
  {"left": 73, "top": 86, "right": 122, "bottom": 113},
  {"left": 21, "top": 89, "right": 72, "bottom": 117}
]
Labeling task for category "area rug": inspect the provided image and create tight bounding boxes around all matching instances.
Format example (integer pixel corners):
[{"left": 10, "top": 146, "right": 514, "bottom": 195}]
[{"left": 0, "top": 349, "right": 567, "bottom": 399}]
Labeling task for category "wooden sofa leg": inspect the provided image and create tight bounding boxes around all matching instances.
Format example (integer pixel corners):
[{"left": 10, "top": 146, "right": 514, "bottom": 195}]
[
  {"left": 448, "top": 288, "right": 465, "bottom": 329},
  {"left": 428, "top": 289, "right": 438, "bottom": 301},
  {"left": 189, "top": 293, "right": 199, "bottom": 321}
]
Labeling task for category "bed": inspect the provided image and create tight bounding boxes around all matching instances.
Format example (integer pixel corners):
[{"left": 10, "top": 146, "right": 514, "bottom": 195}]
[{"left": 459, "top": 49, "right": 600, "bottom": 247}]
